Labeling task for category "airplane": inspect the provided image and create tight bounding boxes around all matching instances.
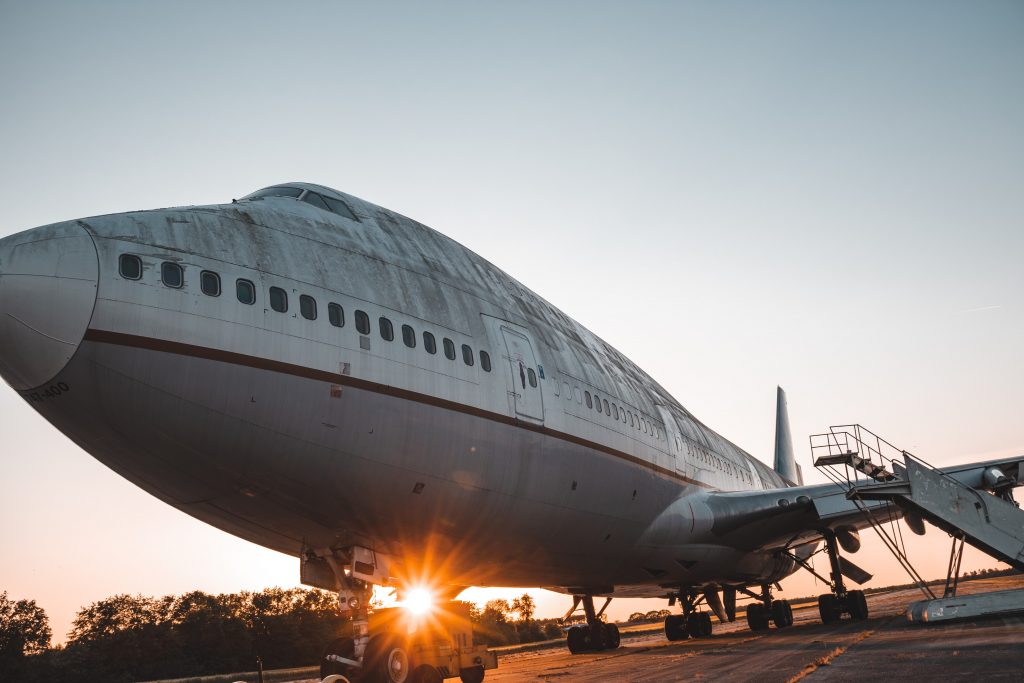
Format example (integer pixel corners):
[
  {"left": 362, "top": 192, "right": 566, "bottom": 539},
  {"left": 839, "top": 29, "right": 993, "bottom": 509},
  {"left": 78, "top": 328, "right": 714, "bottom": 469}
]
[{"left": 1, "top": 182, "right": 1020, "bottom": 683}]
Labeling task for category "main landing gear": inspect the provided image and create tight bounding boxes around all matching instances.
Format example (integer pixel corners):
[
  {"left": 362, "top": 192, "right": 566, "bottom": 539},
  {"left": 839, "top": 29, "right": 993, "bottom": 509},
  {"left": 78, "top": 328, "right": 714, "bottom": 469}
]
[
  {"left": 564, "top": 595, "right": 621, "bottom": 654},
  {"left": 663, "top": 589, "right": 719, "bottom": 641},
  {"left": 735, "top": 584, "right": 793, "bottom": 632},
  {"left": 816, "top": 528, "right": 869, "bottom": 624}
]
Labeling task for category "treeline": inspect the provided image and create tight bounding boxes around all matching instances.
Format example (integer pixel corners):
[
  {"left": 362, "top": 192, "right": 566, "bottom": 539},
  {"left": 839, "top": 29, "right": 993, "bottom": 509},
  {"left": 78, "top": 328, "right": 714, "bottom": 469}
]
[
  {"left": 2, "top": 587, "right": 345, "bottom": 683},
  {"left": 1, "top": 590, "right": 563, "bottom": 683}
]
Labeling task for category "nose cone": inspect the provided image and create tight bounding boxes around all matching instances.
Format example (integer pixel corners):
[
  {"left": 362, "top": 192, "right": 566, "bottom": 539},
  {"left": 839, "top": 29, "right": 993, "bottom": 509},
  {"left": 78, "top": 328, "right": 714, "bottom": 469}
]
[{"left": 0, "top": 223, "right": 98, "bottom": 391}]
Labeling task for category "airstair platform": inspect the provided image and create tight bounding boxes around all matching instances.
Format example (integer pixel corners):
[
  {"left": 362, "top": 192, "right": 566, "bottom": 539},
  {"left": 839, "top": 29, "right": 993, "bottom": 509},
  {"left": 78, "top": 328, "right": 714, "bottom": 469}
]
[{"left": 811, "top": 425, "right": 1024, "bottom": 623}]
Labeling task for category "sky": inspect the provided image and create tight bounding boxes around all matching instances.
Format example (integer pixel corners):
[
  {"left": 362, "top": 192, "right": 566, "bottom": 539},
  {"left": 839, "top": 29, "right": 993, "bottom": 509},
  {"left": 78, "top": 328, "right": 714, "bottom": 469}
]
[{"left": 1, "top": 1, "right": 1021, "bottom": 644}]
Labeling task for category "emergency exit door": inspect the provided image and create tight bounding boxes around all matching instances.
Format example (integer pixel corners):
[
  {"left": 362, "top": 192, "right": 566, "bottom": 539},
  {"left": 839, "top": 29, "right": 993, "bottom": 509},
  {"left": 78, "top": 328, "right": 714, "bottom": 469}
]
[{"left": 500, "top": 326, "right": 544, "bottom": 422}]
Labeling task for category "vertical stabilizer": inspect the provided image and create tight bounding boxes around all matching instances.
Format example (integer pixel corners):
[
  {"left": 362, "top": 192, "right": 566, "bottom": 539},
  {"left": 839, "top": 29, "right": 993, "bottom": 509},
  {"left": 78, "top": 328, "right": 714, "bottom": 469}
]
[{"left": 774, "top": 386, "right": 802, "bottom": 485}]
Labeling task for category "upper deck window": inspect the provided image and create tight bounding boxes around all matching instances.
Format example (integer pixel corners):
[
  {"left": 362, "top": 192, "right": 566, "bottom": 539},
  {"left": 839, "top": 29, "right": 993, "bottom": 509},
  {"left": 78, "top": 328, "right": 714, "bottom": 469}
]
[
  {"left": 328, "top": 303, "right": 344, "bottom": 327},
  {"left": 200, "top": 270, "right": 221, "bottom": 297},
  {"left": 461, "top": 344, "right": 474, "bottom": 366},
  {"left": 355, "top": 310, "right": 370, "bottom": 335},
  {"left": 236, "top": 279, "right": 255, "bottom": 305},
  {"left": 443, "top": 338, "right": 456, "bottom": 361},
  {"left": 244, "top": 186, "right": 303, "bottom": 200},
  {"left": 300, "top": 294, "right": 317, "bottom": 320},
  {"left": 269, "top": 286, "right": 288, "bottom": 313},
  {"left": 161, "top": 262, "right": 183, "bottom": 289},
  {"left": 379, "top": 316, "right": 394, "bottom": 342},
  {"left": 119, "top": 254, "right": 142, "bottom": 280},
  {"left": 402, "top": 324, "right": 416, "bottom": 348},
  {"left": 423, "top": 331, "right": 437, "bottom": 354}
]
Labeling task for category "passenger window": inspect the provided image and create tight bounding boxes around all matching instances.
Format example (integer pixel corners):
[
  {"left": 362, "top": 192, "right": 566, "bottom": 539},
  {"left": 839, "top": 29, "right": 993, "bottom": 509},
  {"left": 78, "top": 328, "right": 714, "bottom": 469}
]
[
  {"left": 328, "top": 303, "right": 344, "bottom": 327},
  {"left": 480, "top": 350, "right": 491, "bottom": 372},
  {"left": 119, "top": 254, "right": 142, "bottom": 280},
  {"left": 161, "top": 262, "right": 183, "bottom": 289},
  {"left": 585, "top": 391, "right": 593, "bottom": 409},
  {"left": 462, "top": 344, "right": 474, "bottom": 366},
  {"left": 528, "top": 368, "right": 537, "bottom": 387},
  {"left": 269, "top": 286, "right": 288, "bottom": 313},
  {"left": 423, "top": 331, "right": 437, "bottom": 354},
  {"left": 443, "top": 338, "right": 456, "bottom": 360},
  {"left": 629, "top": 412, "right": 635, "bottom": 427},
  {"left": 593, "top": 394, "right": 602, "bottom": 412},
  {"left": 611, "top": 402, "right": 618, "bottom": 419},
  {"left": 379, "top": 317, "right": 394, "bottom": 341},
  {"left": 299, "top": 294, "right": 317, "bottom": 320},
  {"left": 603, "top": 399, "right": 610, "bottom": 415},
  {"left": 236, "top": 279, "right": 256, "bottom": 305},
  {"left": 200, "top": 270, "right": 220, "bottom": 296},
  {"left": 574, "top": 387, "right": 582, "bottom": 404},
  {"left": 564, "top": 381, "right": 571, "bottom": 400},
  {"left": 355, "top": 310, "right": 370, "bottom": 335},
  {"left": 402, "top": 324, "right": 416, "bottom": 348}
]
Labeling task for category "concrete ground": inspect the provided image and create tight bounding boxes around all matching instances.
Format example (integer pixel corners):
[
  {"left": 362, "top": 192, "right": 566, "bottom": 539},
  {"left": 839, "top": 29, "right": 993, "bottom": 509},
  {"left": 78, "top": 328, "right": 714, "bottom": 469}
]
[{"left": 485, "top": 574, "right": 1024, "bottom": 683}]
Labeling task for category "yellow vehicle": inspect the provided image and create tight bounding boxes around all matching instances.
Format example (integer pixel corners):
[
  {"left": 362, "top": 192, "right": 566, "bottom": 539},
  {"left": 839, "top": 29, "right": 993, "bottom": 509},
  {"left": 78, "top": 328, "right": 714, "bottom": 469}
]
[{"left": 321, "top": 602, "right": 497, "bottom": 683}]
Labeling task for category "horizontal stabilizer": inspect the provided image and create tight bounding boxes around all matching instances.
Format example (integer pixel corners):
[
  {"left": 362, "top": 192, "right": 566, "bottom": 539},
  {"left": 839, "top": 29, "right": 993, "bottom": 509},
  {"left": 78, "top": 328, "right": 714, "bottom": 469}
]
[{"left": 839, "top": 556, "right": 873, "bottom": 585}]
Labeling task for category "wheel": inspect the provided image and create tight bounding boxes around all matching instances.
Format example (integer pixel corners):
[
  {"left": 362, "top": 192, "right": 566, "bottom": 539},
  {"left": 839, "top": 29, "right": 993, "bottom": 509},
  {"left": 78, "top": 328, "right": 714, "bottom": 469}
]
[
  {"left": 603, "top": 622, "right": 621, "bottom": 649},
  {"left": 664, "top": 614, "right": 688, "bottom": 641},
  {"left": 746, "top": 604, "right": 770, "bottom": 631},
  {"left": 700, "top": 612, "right": 713, "bottom": 637},
  {"left": 847, "top": 590, "right": 869, "bottom": 620},
  {"left": 412, "top": 666, "right": 443, "bottom": 683},
  {"left": 364, "top": 634, "right": 411, "bottom": 683},
  {"left": 567, "top": 625, "right": 588, "bottom": 653},
  {"left": 459, "top": 665, "right": 485, "bottom": 683},
  {"left": 771, "top": 600, "right": 793, "bottom": 628},
  {"left": 320, "top": 636, "right": 356, "bottom": 680},
  {"left": 818, "top": 594, "right": 841, "bottom": 624}
]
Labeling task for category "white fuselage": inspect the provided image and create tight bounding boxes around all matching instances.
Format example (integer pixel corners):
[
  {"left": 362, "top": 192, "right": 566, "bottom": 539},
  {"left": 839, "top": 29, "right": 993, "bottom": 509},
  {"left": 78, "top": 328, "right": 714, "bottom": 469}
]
[{"left": 0, "top": 184, "right": 796, "bottom": 597}]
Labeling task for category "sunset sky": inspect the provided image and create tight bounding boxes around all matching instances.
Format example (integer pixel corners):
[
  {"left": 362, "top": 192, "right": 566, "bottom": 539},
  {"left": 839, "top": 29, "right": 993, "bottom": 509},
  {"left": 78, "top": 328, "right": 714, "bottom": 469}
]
[{"left": 1, "top": 1, "right": 1021, "bottom": 644}]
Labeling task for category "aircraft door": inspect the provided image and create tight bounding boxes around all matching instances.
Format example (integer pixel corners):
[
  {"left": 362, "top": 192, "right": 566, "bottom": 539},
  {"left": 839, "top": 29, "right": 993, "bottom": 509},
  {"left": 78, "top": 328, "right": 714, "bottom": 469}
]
[{"left": 500, "top": 326, "right": 544, "bottom": 423}]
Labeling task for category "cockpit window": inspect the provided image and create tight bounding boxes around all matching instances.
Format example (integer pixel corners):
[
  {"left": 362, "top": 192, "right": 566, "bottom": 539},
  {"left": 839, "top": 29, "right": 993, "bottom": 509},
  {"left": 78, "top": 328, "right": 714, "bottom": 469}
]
[
  {"left": 244, "top": 186, "right": 303, "bottom": 200},
  {"left": 301, "top": 191, "right": 331, "bottom": 211},
  {"left": 321, "top": 195, "right": 358, "bottom": 221}
]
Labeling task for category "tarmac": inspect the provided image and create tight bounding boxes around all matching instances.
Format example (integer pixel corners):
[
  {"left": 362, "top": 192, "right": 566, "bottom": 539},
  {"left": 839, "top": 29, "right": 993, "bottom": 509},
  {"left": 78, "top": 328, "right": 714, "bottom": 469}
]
[{"left": 486, "top": 573, "right": 1024, "bottom": 682}]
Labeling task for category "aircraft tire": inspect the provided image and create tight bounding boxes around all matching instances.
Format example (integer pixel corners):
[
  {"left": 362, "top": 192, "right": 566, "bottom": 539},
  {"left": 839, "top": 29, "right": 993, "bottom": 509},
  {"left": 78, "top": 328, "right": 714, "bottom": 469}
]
[
  {"left": 847, "top": 590, "right": 869, "bottom": 620},
  {"left": 603, "top": 622, "right": 621, "bottom": 649},
  {"left": 746, "top": 604, "right": 770, "bottom": 631},
  {"left": 459, "top": 665, "right": 485, "bottom": 683},
  {"left": 664, "top": 614, "right": 688, "bottom": 641},
  {"left": 771, "top": 600, "right": 794, "bottom": 628},
  {"left": 567, "top": 625, "right": 588, "bottom": 653},
  {"left": 818, "top": 594, "right": 842, "bottom": 624}
]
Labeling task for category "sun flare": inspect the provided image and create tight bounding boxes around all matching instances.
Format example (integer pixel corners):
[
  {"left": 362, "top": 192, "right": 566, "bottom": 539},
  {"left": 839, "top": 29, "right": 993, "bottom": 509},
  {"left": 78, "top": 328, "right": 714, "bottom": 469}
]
[{"left": 404, "top": 587, "right": 435, "bottom": 616}]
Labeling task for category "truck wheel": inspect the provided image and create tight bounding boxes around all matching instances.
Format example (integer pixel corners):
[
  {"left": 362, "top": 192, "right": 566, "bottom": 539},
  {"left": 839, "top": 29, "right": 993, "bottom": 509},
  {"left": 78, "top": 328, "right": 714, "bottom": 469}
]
[
  {"left": 459, "top": 665, "right": 485, "bottom": 683},
  {"left": 364, "top": 634, "right": 410, "bottom": 683},
  {"left": 412, "top": 665, "right": 443, "bottom": 683}
]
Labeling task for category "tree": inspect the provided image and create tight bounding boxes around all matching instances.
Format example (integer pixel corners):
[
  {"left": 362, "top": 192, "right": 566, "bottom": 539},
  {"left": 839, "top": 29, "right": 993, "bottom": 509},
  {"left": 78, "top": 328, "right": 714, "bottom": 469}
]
[
  {"left": 511, "top": 594, "right": 535, "bottom": 622},
  {"left": 0, "top": 591, "right": 52, "bottom": 663}
]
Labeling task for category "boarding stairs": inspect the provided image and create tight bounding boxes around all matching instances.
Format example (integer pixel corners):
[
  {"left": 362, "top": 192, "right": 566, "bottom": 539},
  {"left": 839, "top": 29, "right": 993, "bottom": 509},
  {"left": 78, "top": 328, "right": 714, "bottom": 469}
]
[{"left": 811, "top": 425, "right": 1024, "bottom": 578}]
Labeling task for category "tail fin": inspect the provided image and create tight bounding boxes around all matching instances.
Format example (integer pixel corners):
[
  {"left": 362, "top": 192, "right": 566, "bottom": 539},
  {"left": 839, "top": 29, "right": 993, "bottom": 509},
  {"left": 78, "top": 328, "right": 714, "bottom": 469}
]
[{"left": 774, "top": 386, "right": 803, "bottom": 485}]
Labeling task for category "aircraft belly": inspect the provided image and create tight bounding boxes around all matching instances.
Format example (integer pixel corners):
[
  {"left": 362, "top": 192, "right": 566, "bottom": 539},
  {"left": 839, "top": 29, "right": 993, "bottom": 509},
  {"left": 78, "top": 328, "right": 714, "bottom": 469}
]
[{"left": 23, "top": 336, "right": 694, "bottom": 588}]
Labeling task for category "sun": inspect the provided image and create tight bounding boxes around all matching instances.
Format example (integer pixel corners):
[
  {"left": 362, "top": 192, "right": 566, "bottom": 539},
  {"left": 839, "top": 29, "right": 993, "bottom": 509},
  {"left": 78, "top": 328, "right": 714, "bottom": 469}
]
[{"left": 404, "top": 587, "right": 435, "bottom": 616}]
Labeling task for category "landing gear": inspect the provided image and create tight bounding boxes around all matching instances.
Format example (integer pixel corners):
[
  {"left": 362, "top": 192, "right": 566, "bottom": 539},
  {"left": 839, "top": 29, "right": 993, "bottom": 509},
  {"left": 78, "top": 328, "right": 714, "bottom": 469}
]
[
  {"left": 814, "top": 529, "right": 870, "bottom": 623},
  {"left": 662, "top": 589, "right": 716, "bottom": 641},
  {"left": 564, "top": 595, "right": 620, "bottom": 654},
  {"left": 737, "top": 583, "right": 792, "bottom": 631},
  {"left": 365, "top": 634, "right": 412, "bottom": 683}
]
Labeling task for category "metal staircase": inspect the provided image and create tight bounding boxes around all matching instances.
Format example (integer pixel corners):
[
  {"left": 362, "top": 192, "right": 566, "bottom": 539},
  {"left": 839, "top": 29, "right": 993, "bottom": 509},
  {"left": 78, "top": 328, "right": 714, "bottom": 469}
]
[{"left": 811, "top": 425, "right": 1024, "bottom": 620}]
